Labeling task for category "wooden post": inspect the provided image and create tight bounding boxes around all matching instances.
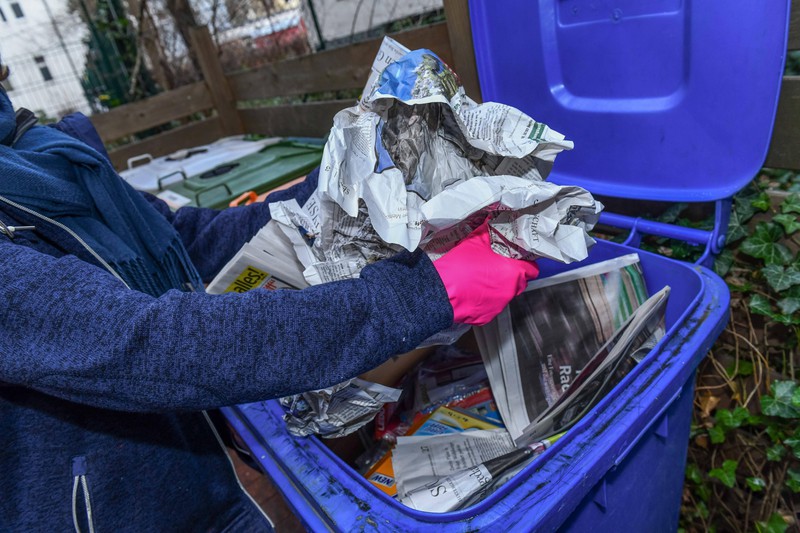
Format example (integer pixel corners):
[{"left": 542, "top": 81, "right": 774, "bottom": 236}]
[
  {"left": 443, "top": 0, "right": 483, "bottom": 102},
  {"left": 187, "top": 25, "right": 244, "bottom": 135},
  {"left": 128, "top": 0, "right": 175, "bottom": 90},
  {"left": 790, "top": 1, "right": 800, "bottom": 51}
]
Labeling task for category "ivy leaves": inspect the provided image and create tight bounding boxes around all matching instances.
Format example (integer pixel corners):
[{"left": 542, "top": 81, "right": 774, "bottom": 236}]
[
  {"left": 729, "top": 192, "right": 800, "bottom": 324},
  {"left": 740, "top": 222, "right": 793, "bottom": 266},
  {"left": 762, "top": 381, "right": 800, "bottom": 419}
]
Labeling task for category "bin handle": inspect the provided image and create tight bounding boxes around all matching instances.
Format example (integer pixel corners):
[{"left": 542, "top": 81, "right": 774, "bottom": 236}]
[
  {"left": 157, "top": 170, "right": 188, "bottom": 191},
  {"left": 195, "top": 183, "right": 232, "bottom": 208},
  {"left": 229, "top": 191, "right": 258, "bottom": 208},
  {"left": 127, "top": 153, "right": 153, "bottom": 170},
  {"left": 598, "top": 198, "right": 732, "bottom": 269}
]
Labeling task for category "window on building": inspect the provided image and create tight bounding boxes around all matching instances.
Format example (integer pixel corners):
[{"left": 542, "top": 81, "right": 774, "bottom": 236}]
[
  {"left": 10, "top": 2, "right": 23, "bottom": 18},
  {"left": 34, "top": 56, "right": 53, "bottom": 82}
]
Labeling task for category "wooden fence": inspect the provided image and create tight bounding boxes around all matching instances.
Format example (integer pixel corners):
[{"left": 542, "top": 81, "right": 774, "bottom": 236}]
[
  {"left": 767, "top": 3, "right": 800, "bottom": 170},
  {"left": 91, "top": 1, "right": 799, "bottom": 173}
]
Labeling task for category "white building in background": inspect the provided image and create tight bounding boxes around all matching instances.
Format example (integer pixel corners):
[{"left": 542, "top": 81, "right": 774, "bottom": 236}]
[
  {"left": 0, "top": 0, "right": 443, "bottom": 118},
  {"left": 0, "top": 0, "right": 90, "bottom": 117}
]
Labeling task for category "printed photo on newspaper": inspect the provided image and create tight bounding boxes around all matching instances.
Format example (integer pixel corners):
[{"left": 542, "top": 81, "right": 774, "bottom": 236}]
[
  {"left": 517, "top": 286, "right": 670, "bottom": 444},
  {"left": 474, "top": 254, "right": 654, "bottom": 441}
]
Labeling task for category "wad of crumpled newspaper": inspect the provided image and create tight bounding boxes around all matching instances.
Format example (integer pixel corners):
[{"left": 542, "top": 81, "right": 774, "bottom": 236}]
[{"left": 270, "top": 37, "right": 602, "bottom": 288}]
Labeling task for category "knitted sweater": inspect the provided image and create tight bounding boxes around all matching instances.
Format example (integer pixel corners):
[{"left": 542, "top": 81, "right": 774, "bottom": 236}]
[{"left": 0, "top": 140, "right": 453, "bottom": 530}]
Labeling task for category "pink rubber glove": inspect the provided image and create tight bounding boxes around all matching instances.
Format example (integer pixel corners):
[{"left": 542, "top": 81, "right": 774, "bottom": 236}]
[{"left": 433, "top": 221, "right": 539, "bottom": 326}]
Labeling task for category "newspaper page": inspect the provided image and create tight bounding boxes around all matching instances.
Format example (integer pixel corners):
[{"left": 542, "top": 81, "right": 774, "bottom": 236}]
[
  {"left": 517, "top": 286, "right": 670, "bottom": 444},
  {"left": 392, "top": 429, "right": 516, "bottom": 500},
  {"left": 395, "top": 431, "right": 562, "bottom": 512},
  {"left": 206, "top": 220, "right": 309, "bottom": 294},
  {"left": 474, "top": 254, "right": 649, "bottom": 440}
]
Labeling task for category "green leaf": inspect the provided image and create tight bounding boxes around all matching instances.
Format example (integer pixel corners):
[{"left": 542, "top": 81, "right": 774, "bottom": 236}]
[
  {"left": 738, "top": 360, "right": 754, "bottom": 377},
  {"left": 726, "top": 209, "right": 750, "bottom": 244},
  {"left": 766, "top": 424, "right": 787, "bottom": 443},
  {"left": 708, "top": 459, "right": 738, "bottom": 488},
  {"left": 777, "top": 295, "right": 800, "bottom": 315},
  {"left": 762, "top": 381, "right": 800, "bottom": 418},
  {"left": 729, "top": 281, "right": 753, "bottom": 293},
  {"left": 708, "top": 424, "right": 726, "bottom": 444},
  {"left": 695, "top": 500, "right": 710, "bottom": 518},
  {"left": 784, "top": 436, "right": 800, "bottom": 459},
  {"left": 749, "top": 294, "right": 776, "bottom": 318},
  {"left": 714, "top": 249, "right": 734, "bottom": 277},
  {"left": 746, "top": 476, "right": 767, "bottom": 492},
  {"left": 685, "top": 462, "right": 703, "bottom": 484},
  {"left": 741, "top": 222, "right": 793, "bottom": 265},
  {"left": 774, "top": 313, "right": 800, "bottom": 326},
  {"left": 762, "top": 264, "right": 800, "bottom": 292},
  {"left": 696, "top": 483, "right": 711, "bottom": 503},
  {"left": 726, "top": 359, "right": 754, "bottom": 378},
  {"left": 716, "top": 407, "right": 749, "bottom": 430},
  {"left": 786, "top": 468, "right": 800, "bottom": 493},
  {"left": 752, "top": 191, "right": 771, "bottom": 211},
  {"left": 773, "top": 214, "right": 800, "bottom": 235},
  {"left": 767, "top": 444, "right": 786, "bottom": 461},
  {"left": 756, "top": 513, "right": 789, "bottom": 533},
  {"left": 793, "top": 386, "right": 800, "bottom": 408},
  {"left": 776, "top": 171, "right": 794, "bottom": 185},
  {"left": 781, "top": 193, "right": 800, "bottom": 215},
  {"left": 733, "top": 192, "right": 758, "bottom": 223}
]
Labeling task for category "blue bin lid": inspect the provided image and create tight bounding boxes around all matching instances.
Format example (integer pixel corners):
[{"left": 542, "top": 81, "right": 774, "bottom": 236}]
[{"left": 468, "top": 0, "right": 791, "bottom": 202}]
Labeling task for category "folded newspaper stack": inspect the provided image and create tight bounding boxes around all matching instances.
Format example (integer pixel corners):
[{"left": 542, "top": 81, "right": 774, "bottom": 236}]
[{"left": 474, "top": 254, "right": 670, "bottom": 445}]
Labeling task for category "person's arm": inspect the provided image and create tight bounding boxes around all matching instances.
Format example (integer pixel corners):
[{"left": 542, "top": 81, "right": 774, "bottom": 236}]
[
  {"left": 0, "top": 239, "right": 452, "bottom": 413},
  {"left": 141, "top": 168, "right": 320, "bottom": 281}
]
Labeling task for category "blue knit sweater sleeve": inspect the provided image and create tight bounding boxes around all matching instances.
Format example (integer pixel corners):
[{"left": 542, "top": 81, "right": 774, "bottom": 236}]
[
  {"left": 0, "top": 238, "right": 453, "bottom": 412},
  {"left": 140, "top": 168, "right": 321, "bottom": 281}
]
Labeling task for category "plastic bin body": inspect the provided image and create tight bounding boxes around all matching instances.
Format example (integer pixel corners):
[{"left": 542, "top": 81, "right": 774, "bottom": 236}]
[
  {"left": 163, "top": 139, "right": 323, "bottom": 209},
  {"left": 220, "top": 0, "right": 789, "bottom": 530},
  {"left": 119, "top": 136, "right": 281, "bottom": 193},
  {"left": 223, "top": 241, "right": 728, "bottom": 532}
]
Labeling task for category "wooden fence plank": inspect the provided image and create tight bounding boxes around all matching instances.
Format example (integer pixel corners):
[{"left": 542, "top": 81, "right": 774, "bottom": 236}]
[
  {"left": 238, "top": 101, "right": 350, "bottom": 137},
  {"left": 229, "top": 22, "right": 453, "bottom": 102},
  {"left": 766, "top": 76, "right": 800, "bottom": 170},
  {"left": 91, "top": 82, "right": 212, "bottom": 143},
  {"left": 188, "top": 26, "right": 244, "bottom": 135},
  {"left": 106, "top": 117, "right": 224, "bottom": 170},
  {"left": 790, "top": 0, "right": 799, "bottom": 51},
  {"left": 443, "top": 0, "right": 482, "bottom": 102}
]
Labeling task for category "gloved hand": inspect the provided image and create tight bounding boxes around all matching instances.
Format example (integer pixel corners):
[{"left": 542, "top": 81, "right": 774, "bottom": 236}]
[{"left": 433, "top": 221, "right": 539, "bottom": 326}]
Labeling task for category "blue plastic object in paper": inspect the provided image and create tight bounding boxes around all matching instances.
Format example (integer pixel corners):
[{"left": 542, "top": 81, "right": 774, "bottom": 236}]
[{"left": 220, "top": 1, "right": 790, "bottom": 531}]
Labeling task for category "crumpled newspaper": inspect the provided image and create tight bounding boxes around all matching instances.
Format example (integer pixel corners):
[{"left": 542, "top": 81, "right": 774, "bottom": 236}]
[
  {"left": 275, "top": 39, "right": 603, "bottom": 437},
  {"left": 270, "top": 39, "right": 602, "bottom": 290},
  {"left": 280, "top": 378, "right": 402, "bottom": 438}
]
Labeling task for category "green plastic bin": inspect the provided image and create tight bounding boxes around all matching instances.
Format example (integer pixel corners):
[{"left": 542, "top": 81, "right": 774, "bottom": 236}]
[{"left": 161, "top": 138, "right": 323, "bottom": 209}]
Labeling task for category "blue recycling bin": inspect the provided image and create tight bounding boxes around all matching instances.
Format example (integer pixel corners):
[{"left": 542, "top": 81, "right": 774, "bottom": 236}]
[{"left": 221, "top": 1, "right": 791, "bottom": 531}]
